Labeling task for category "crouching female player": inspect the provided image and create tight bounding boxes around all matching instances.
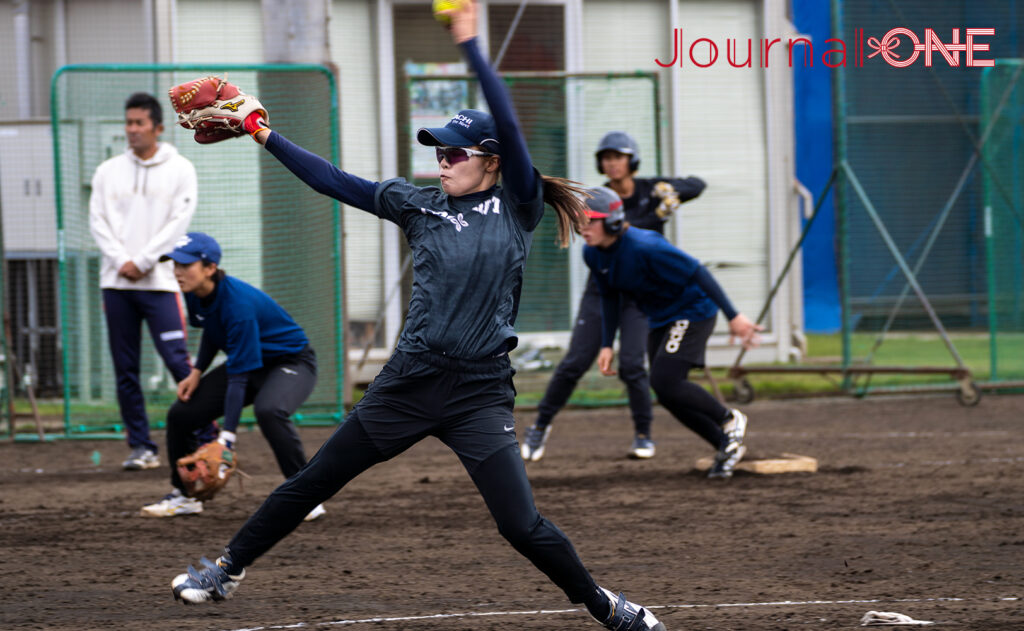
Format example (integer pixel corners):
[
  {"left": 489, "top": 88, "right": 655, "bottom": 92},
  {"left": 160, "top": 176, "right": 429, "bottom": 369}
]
[
  {"left": 581, "top": 187, "right": 763, "bottom": 479},
  {"left": 140, "top": 231, "right": 325, "bottom": 521}
]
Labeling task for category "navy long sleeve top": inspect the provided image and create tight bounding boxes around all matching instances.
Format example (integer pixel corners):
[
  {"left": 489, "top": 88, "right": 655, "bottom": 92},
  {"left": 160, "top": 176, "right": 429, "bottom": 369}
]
[
  {"left": 260, "top": 37, "right": 542, "bottom": 359},
  {"left": 583, "top": 227, "right": 739, "bottom": 347}
]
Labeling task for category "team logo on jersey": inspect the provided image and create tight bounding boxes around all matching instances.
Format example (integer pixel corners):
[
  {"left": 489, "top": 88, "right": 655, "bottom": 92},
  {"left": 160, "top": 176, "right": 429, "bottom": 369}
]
[
  {"left": 421, "top": 207, "right": 469, "bottom": 232},
  {"left": 469, "top": 197, "right": 501, "bottom": 216},
  {"left": 665, "top": 319, "right": 690, "bottom": 353}
]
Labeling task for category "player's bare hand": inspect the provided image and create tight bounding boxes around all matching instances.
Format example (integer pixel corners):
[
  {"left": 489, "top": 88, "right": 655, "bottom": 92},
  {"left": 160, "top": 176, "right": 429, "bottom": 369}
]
[
  {"left": 119, "top": 261, "right": 144, "bottom": 280},
  {"left": 178, "top": 369, "right": 202, "bottom": 402},
  {"left": 439, "top": 0, "right": 477, "bottom": 44},
  {"left": 728, "top": 313, "right": 764, "bottom": 350},
  {"left": 597, "top": 347, "right": 617, "bottom": 376}
]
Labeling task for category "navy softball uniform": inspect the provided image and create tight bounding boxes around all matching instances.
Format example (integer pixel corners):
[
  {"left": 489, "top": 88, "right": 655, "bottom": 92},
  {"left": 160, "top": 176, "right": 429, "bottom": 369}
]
[
  {"left": 220, "top": 36, "right": 602, "bottom": 608},
  {"left": 165, "top": 273, "right": 317, "bottom": 493},
  {"left": 534, "top": 175, "right": 706, "bottom": 436},
  {"left": 585, "top": 227, "right": 738, "bottom": 450}
]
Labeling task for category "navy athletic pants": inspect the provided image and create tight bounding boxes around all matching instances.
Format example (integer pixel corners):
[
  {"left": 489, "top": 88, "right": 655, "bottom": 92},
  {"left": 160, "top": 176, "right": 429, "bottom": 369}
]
[
  {"left": 535, "top": 278, "right": 652, "bottom": 435},
  {"left": 647, "top": 317, "right": 730, "bottom": 450},
  {"left": 102, "top": 289, "right": 193, "bottom": 453},
  {"left": 165, "top": 346, "right": 317, "bottom": 493},
  {"left": 225, "top": 350, "right": 599, "bottom": 604}
]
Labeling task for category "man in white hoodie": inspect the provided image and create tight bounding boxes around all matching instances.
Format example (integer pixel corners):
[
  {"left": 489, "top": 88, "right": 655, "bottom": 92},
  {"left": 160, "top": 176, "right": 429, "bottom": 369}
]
[{"left": 89, "top": 92, "right": 209, "bottom": 471}]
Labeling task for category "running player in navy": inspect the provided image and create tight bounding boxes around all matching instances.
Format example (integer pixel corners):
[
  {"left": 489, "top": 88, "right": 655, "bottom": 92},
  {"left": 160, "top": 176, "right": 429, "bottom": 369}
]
[
  {"left": 522, "top": 131, "right": 705, "bottom": 462},
  {"left": 580, "top": 187, "right": 762, "bottom": 479},
  {"left": 140, "top": 232, "right": 325, "bottom": 521},
  {"left": 169, "top": 3, "right": 665, "bottom": 629}
]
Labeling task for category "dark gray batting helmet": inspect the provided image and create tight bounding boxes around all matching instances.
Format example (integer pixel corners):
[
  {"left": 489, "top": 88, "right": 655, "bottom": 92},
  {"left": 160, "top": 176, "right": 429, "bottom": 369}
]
[
  {"left": 583, "top": 186, "right": 625, "bottom": 235},
  {"left": 595, "top": 131, "right": 640, "bottom": 174}
]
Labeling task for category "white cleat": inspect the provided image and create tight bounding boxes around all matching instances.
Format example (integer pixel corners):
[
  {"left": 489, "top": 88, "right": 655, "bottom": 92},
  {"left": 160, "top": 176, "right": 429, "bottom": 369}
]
[
  {"left": 141, "top": 489, "right": 203, "bottom": 517},
  {"left": 722, "top": 408, "right": 748, "bottom": 442},
  {"left": 172, "top": 556, "right": 244, "bottom": 604},
  {"left": 520, "top": 424, "right": 552, "bottom": 462},
  {"left": 304, "top": 503, "right": 327, "bottom": 522},
  {"left": 123, "top": 447, "right": 160, "bottom": 470},
  {"left": 629, "top": 434, "right": 656, "bottom": 459}
]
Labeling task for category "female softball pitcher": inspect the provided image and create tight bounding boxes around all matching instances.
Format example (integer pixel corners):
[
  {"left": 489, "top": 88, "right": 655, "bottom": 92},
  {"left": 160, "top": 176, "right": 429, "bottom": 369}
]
[
  {"left": 580, "top": 186, "right": 762, "bottom": 479},
  {"left": 522, "top": 131, "right": 706, "bottom": 462},
  {"left": 140, "top": 231, "right": 325, "bottom": 522},
  {"left": 169, "top": 2, "right": 666, "bottom": 629}
]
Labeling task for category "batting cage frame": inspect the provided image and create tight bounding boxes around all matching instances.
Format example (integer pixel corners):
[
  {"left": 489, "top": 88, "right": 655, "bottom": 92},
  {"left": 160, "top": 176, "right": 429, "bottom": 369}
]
[
  {"left": 727, "top": 0, "right": 1024, "bottom": 406},
  {"left": 45, "top": 63, "right": 346, "bottom": 442}
]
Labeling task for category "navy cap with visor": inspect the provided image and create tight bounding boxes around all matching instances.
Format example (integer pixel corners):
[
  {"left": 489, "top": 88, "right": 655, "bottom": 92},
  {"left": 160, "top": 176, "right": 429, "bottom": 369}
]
[
  {"left": 160, "top": 232, "right": 222, "bottom": 264},
  {"left": 417, "top": 109, "right": 500, "bottom": 152}
]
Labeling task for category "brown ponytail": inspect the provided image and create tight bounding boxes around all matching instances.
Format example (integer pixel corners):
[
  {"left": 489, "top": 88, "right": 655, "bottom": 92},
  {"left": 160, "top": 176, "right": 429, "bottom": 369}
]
[{"left": 541, "top": 175, "right": 590, "bottom": 248}]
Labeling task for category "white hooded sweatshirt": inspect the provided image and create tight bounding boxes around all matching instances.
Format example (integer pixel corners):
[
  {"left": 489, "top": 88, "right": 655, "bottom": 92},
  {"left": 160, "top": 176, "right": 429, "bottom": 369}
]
[{"left": 89, "top": 142, "right": 197, "bottom": 291}]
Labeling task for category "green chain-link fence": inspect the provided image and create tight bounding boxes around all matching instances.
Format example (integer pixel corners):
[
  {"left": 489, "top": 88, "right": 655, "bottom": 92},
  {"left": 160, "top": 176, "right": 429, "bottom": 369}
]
[
  {"left": 981, "top": 59, "right": 1024, "bottom": 384},
  {"left": 52, "top": 64, "right": 344, "bottom": 437}
]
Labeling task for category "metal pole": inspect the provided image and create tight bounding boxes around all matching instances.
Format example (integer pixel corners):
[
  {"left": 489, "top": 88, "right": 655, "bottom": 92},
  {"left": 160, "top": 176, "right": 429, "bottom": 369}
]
[
  {"left": 830, "top": 0, "right": 852, "bottom": 377},
  {"left": 842, "top": 162, "right": 967, "bottom": 368},
  {"left": 730, "top": 167, "right": 838, "bottom": 370},
  {"left": 493, "top": 0, "right": 529, "bottom": 70}
]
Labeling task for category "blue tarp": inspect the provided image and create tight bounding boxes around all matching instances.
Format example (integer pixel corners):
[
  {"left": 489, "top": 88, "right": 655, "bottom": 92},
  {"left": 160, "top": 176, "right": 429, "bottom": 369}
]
[{"left": 792, "top": 0, "right": 841, "bottom": 332}]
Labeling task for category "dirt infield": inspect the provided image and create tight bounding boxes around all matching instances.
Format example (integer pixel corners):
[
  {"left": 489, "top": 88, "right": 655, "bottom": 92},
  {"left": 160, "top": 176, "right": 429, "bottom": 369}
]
[{"left": 1, "top": 394, "right": 1022, "bottom": 630}]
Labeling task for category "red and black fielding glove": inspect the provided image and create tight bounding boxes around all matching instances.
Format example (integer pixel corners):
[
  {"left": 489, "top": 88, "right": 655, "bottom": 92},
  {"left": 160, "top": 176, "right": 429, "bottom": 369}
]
[{"left": 168, "top": 76, "right": 269, "bottom": 144}]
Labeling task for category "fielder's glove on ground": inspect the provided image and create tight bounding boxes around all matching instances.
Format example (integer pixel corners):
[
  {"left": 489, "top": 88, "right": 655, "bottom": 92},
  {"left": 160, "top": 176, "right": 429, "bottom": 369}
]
[
  {"left": 176, "top": 440, "right": 238, "bottom": 501},
  {"left": 653, "top": 181, "right": 682, "bottom": 220},
  {"left": 168, "top": 76, "right": 269, "bottom": 144}
]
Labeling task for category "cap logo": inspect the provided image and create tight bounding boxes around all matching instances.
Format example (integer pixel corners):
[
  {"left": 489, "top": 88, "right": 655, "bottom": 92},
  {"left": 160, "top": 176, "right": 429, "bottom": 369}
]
[
  {"left": 174, "top": 234, "right": 192, "bottom": 248},
  {"left": 609, "top": 199, "right": 623, "bottom": 211},
  {"left": 450, "top": 114, "right": 473, "bottom": 129}
]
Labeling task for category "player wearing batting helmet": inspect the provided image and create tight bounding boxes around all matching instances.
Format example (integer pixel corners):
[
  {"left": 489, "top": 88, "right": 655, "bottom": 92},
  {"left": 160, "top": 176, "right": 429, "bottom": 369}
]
[
  {"left": 522, "top": 133, "right": 706, "bottom": 463},
  {"left": 169, "top": 3, "right": 665, "bottom": 629},
  {"left": 579, "top": 187, "right": 763, "bottom": 479},
  {"left": 139, "top": 232, "right": 324, "bottom": 521}
]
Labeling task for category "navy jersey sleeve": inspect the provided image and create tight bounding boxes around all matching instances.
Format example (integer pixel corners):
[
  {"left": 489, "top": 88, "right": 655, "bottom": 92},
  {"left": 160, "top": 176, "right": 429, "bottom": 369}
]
[
  {"left": 374, "top": 178, "right": 422, "bottom": 226},
  {"left": 597, "top": 278, "right": 621, "bottom": 348},
  {"left": 264, "top": 131, "right": 379, "bottom": 213},
  {"left": 661, "top": 176, "right": 706, "bottom": 203},
  {"left": 194, "top": 332, "right": 218, "bottom": 373},
  {"left": 223, "top": 309, "right": 264, "bottom": 374},
  {"left": 584, "top": 247, "right": 621, "bottom": 347},
  {"left": 222, "top": 372, "right": 249, "bottom": 434},
  {"left": 460, "top": 38, "right": 542, "bottom": 229},
  {"left": 692, "top": 266, "right": 739, "bottom": 321},
  {"left": 644, "top": 237, "right": 704, "bottom": 286},
  {"left": 641, "top": 176, "right": 707, "bottom": 228},
  {"left": 184, "top": 293, "right": 203, "bottom": 328},
  {"left": 645, "top": 238, "right": 738, "bottom": 319}
]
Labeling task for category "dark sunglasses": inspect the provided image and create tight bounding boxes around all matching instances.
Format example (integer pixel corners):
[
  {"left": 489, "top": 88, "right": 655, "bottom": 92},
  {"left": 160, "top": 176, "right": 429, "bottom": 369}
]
[{"left": 435, "top": 146, "right": 496, "bottom": 164}]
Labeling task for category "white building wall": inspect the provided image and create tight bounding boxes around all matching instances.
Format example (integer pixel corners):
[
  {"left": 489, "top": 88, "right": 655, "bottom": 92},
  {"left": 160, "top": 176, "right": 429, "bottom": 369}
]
[
  {"left": 580, "top": 0, "right": 779, "bottom": 363},
  {"left": 330, "top": 0, "right": 384, "bottom": 323}
]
